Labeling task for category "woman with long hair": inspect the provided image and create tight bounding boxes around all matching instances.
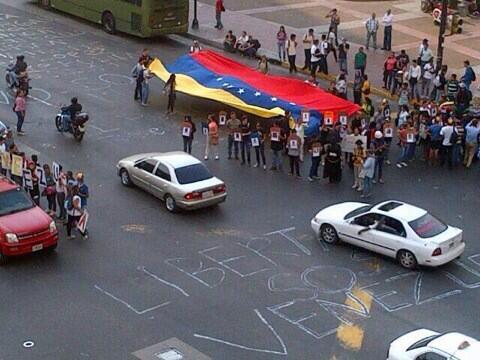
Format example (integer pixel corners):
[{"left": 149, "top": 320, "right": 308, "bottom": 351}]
[{"left": 164, "top": 74, "right": 176, "bottom": 114}]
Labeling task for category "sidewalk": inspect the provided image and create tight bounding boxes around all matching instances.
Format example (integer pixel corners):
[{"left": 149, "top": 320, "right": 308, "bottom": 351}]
[{"left": 187, "top": 0, "right": 480, "bottom": 100}]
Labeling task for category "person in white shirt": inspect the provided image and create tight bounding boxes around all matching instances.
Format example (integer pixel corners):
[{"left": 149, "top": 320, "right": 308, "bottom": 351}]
[
  {"left": 141, "top": 62, "right": 153, "bottom": 106},
  {"left": 407, "top": 59, "right": 421, "bottom": 100},
  {"left": 439, "top": 118, "right": 455, "bottom": 168},
  {"left": 365, "top": 13, "right": 379, "bottom": 50},
  {"left": 421, "top": 59, "right": 435, "bottom": 99},
  {"left": 310, "top": 39, "right": 321, "bottom": 78},
  {"left": 382, "top": 9, "right": 393, "bottom": 51},
  {"left": 66, "top": 185, "right": 84, "bottom": 239},
  {"left": 302, "top": 28, "right": 315, "bottom": 70},
  {"left": 418, "top": 39, "right": 434, "bottom": 69},
  {"left": 319, "top": 34, "right": 329, "bottom": 75},
  {"left": 235, "top": 31, "right": 249, "bottom": 49},
  {"left": 56, "top": 166, "right": 67, "bottom": 221},
  {"left": 286, "top": 33, "right": 298, "bottom": 74}
]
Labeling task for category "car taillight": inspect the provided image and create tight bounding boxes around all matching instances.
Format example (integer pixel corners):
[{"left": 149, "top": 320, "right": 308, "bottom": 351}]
[
  {"left": 184, "top": 192, "right": 202, "bottom": 201},
  {"left": 432, "top": 247, "right": 442, "bottom": 256},
  {"left": 213, "top": 185, "right": 226, "bottom": 194}
]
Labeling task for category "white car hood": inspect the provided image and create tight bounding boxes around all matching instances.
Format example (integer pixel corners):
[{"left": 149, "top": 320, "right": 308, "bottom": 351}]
[
  {"left": 389, "top": 329, "right": 439, "bottom": 353},
  {"left": 314, "top": 202, "right": 369, "bottom": 221}
]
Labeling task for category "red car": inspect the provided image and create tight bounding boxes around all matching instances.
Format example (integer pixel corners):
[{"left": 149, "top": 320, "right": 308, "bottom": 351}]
[{"left": 0, "top": 176, "right": 58, "bottom": 265}]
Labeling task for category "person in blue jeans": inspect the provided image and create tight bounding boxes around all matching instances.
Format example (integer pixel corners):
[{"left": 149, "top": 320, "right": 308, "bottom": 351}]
[
  {"left": 269, "top": 122, "right": 284, "bottom": 171},
  {"left": 371, "top": 131, "right": 386, "bottom": 183},
  {"left": 308, "top": 137, "right": 322, "bottom": 181},
  {"left": 240, "top": 116, "right": 252, "bottom": 165},
  {"left": 251, "top": 123, "right": 267, "bottom": 169}
]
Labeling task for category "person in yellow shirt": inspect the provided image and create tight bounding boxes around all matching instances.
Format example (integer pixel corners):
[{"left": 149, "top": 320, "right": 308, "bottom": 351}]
[{"left": 352, "top": 139, "right": 366, "bottom": 191}]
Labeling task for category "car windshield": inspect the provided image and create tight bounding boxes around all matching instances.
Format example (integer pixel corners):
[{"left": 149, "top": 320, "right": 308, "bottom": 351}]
[
  {"left": 409, "top": 213, "right": 448, "bottom": 238},
  {"left": 0, "top": 188, "right": 35, "bottom": 216},
  {"left": 175, "top": 163, "right": 213, "bottom": 185},
  {"left": 344, "top": 205, "right": 374, "bottom": 220}
]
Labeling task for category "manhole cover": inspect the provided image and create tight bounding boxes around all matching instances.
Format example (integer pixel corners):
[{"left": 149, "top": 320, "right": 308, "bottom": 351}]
[{"left": 156, "top": 349, "right": 183, "bottom": 360}]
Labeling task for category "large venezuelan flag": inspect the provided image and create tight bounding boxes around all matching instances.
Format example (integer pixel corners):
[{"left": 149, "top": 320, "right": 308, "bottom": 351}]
[{"left": 149, "top": 50, "right": 360, "bottom": 131}]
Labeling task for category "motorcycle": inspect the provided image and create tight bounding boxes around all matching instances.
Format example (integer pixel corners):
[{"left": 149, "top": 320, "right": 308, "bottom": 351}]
[
  {"left": 5, "top": 63, "right": 30, "bottom": 95},
  {"left": 55, "top": 108, "right": 89, "bottom": 142}
]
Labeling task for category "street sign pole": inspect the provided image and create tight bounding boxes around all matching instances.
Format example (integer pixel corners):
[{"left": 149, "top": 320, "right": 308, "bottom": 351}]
[
  {"left": 436, "top": 0, "right": 448, "bottom": 70},
  {"left": 192, "top": 0, "right": 199, "bottom": 29}
]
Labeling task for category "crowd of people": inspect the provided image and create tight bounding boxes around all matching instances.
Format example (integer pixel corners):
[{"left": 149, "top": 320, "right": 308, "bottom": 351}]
[{"left": 0, "top": 130, "right": 89, "bottom": 239}]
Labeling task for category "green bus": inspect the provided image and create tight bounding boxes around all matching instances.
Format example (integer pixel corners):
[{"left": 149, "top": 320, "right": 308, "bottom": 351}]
[{"left": 38, "top": 0, "right": 189, "bottom": 38}]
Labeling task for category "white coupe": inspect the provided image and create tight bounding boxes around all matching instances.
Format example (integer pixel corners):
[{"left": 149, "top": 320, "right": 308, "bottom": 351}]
[
  {"left": 387, "top": 329, "right": 480, "bottom": 359},
  {"left": 311, "top": 201, "right": 465, "bottom": 269}
]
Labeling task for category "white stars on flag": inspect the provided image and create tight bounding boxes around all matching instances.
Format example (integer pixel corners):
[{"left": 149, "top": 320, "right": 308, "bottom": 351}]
[
  {"left": 238, "top": 88, "right": 245, "bottom": 94},
  {"left": 222, "top": 83, "right": 229, "bottom": 87},
  {"left": 271, "top": 97, "right": 277, "bottom": 102},
  {"left": 254, "top": 91, "right": 261, "bottom": 97},
  {"left": 289, "top": 102, "right": 296, "bottom": 106},
  {"left": 216, "top": 77, "right": 223, "bottom": 81}
]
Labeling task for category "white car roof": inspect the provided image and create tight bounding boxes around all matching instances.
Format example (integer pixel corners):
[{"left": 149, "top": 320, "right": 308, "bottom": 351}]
[
  {"left": 152, "top": 152, "right": 201, "bottom": 169},
  {"left": 373, "top": 201, "right": 427, "bottom": 222},
  {"left": 430, "top": 333, "right": 480, "bottom": 359}
]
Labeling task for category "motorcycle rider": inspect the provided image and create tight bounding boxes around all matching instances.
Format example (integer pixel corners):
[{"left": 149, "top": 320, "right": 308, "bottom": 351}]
[{"left": 61, "top": 97, "right": 82, "bottom": 132}]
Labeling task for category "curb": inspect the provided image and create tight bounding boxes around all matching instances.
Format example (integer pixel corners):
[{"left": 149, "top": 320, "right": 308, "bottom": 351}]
[{"left": 180, "top": 32, "right": 397, "bottom": 101}]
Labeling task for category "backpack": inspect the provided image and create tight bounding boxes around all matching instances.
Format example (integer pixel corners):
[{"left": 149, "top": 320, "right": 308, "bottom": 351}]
[
  {"left": 449, "top": 127, "right": 457, "bottom": 144},
  {"left": 65, "top": 196, "right": 74, "bottom": 211},
  {"left": 472, "top": 68, "right": 477, "bottom": 82}
]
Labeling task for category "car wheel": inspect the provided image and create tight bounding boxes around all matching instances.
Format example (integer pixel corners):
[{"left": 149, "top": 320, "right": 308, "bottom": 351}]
[
  {"left": 102, "top": 12, "right": 116, "bottom": 34},
  {"left": 164, "top": 194, "right": 178, "bottom": 213},
  {"left": 0, "top": 252, "right": 8, "bottom": 266},
  {"left": 397, "top": 250, "right": 418, "bottom": 269},
  {"left": 320, "top": 224, "right": 339, "bottom": 244},
  {"left": 120, "top": 169, "right": 132, "bottom": 187}
]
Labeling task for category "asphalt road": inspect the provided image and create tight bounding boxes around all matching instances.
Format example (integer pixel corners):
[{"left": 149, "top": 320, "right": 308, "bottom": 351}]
[{"left": 0, "top": 2, "right": 479, "bottom": 359}]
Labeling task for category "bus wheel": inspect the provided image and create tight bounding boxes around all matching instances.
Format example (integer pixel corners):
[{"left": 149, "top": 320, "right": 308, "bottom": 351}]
[{"left": 102, "top": 12, "right": 116, "bottom": 34}]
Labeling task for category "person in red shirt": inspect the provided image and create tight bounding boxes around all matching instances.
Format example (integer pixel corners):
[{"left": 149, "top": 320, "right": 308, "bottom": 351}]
[
  {"left": 215, "top": 0, "right": 225, "bottom": 30},
  {"left": 383, "top": 52, "right": 397, "bottom": 91}
]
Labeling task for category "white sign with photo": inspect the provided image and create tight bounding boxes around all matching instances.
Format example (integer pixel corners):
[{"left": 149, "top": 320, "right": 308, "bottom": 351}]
[
  {"left": 182, "top": 126, "right": 191, "bottom": 137},
  {"left": 339, "top": 115, "right": 347, "bottom": 126},
  {"left": 271, "top": 131, "right": 280, "bottom": 142},
  {"left": 52, "top": 162, "right": 61, "bottom": 183},
  {"left": 251, "top": 137, "right": 260, "bottom": 147},
  {"left": 36, "top": 167, "right": 47, "bottom": 188},
  {"left": 219, "top": 114, "right": 226, "bottom": 125},
  {"left": 340, "top": 134, "right": 367, "bottom": 153},
  {"left": 23, "top": 169, "right": 33, "bottom": 190},
  {"left": 384, "top": 127, "right": 393, "bottom": 138},
  {"left": 234, "top": 132, "right": 242, "bottom": 142},
  {"left": 302, "top": 111, "right": 310, "bottom": 123},
  {"left": 407, "top": 133, "right": 416, "bottom": 143},
  {"left": 289, "top": 139, "right": 298, "bottom": 150}
]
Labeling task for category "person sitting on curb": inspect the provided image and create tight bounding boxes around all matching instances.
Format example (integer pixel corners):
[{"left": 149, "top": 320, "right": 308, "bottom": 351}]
[
  {"left": 224, "top": 30, "right": 237, "bottom": 53},
  {"left": 238, "top": 35, "right": 261, "bottom": 58}
]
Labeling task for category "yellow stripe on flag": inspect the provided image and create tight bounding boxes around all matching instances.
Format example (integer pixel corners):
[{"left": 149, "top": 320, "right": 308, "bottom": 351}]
[{"left": 149, "top": 58, "right": 285, "bottom": 118}]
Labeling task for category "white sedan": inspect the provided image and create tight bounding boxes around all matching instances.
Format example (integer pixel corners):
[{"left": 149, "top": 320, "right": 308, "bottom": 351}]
[
  {"left": 387, "top": 329, "right": 480, "bottom": 359},
  {"left": 311, "top": 201, "right": 465, "bottom": 269}
]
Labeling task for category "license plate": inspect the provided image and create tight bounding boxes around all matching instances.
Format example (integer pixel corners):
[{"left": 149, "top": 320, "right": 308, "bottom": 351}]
[
  {"left": 202, "top": 190, "right": 214, "bottom": 199},
  {"left": 32, "top": 244, "right": 43, "bottom": 252}
]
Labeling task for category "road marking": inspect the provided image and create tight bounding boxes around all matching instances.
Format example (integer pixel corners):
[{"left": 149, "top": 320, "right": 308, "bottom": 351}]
[
  {"left": 90, "top": 125, "right": 120, "bottom": 133},
  {"left": 335, "top": 287, "right": 372, "bottom": 351},
  {"left": 137, "top": 266, "right": 190, "bottom": 297}
]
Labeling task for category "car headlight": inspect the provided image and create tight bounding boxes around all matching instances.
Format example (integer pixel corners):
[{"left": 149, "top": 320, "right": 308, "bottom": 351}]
[
  {"left": 6, "top": 233, "right": 18, "bottom": 244},
  {"left": 49, "top": 221, "right": 57, "bottom": 233}
]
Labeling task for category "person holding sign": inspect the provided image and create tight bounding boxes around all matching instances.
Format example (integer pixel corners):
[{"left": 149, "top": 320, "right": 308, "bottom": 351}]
[
  {"left": 181, "top": 115, "right": 196, "bottom": 154},
  {"left": 396, "top": 124, "right": 409, "bottom": 168},
  {"left": 26, "top": 161, "right": 40, "bottom": 205},
  {"left": 352, "top": 139, "right": 366, "bottom": 191},
  {"left": 307, "top": 137, "right": 322, "bottom": 181},
  {"left": 372, "top": 131, "right": 386, "bottom": 184},
  {"left": 226, "top": 112, "right": 241, "bottom": 160},
  {"left": 205, "top": 115, "right": 219, "bottom": 160},
  {"left": 286, "top": 129, "right": 301, "bottom": 177},
  {"left": 240, "top": 115, "right": 252, "bottom": 166},
  {"left": 269, "top": 122, "right": 284, "bottom": 171},
  {"left": 383, "top": 120, "right": 394, "bottom": 165},
  {"left": 56, "top": 165, "right": 67, "bottom": 221},
  {"left": 323, "top": 141, "right": 342, "bottom": 183},
  {"left": 66, "top": 185, "right": 84, "bottom": 239},
  {"left": 42, "top": 164, "right": 57, "bottom": 216},
  {"left": 251, "top": 123, "right": 266, "bottom": 170}
]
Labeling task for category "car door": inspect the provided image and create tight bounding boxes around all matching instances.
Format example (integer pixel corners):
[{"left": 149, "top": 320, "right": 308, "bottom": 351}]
[
  {"left": 149, "top": 161, "right": 172, "bottom": 199},
  {"left": 130, "top": 159, "right": 158, "bottom": 192},
  {"left": 414, "top": 351, "right": 448, "bottom": 360},
  {"left": 367, "top": 215, "right": 407, "bottom": 257},
  {"left": 340, "top": 212, "right": 382, "bottom": 251}
]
